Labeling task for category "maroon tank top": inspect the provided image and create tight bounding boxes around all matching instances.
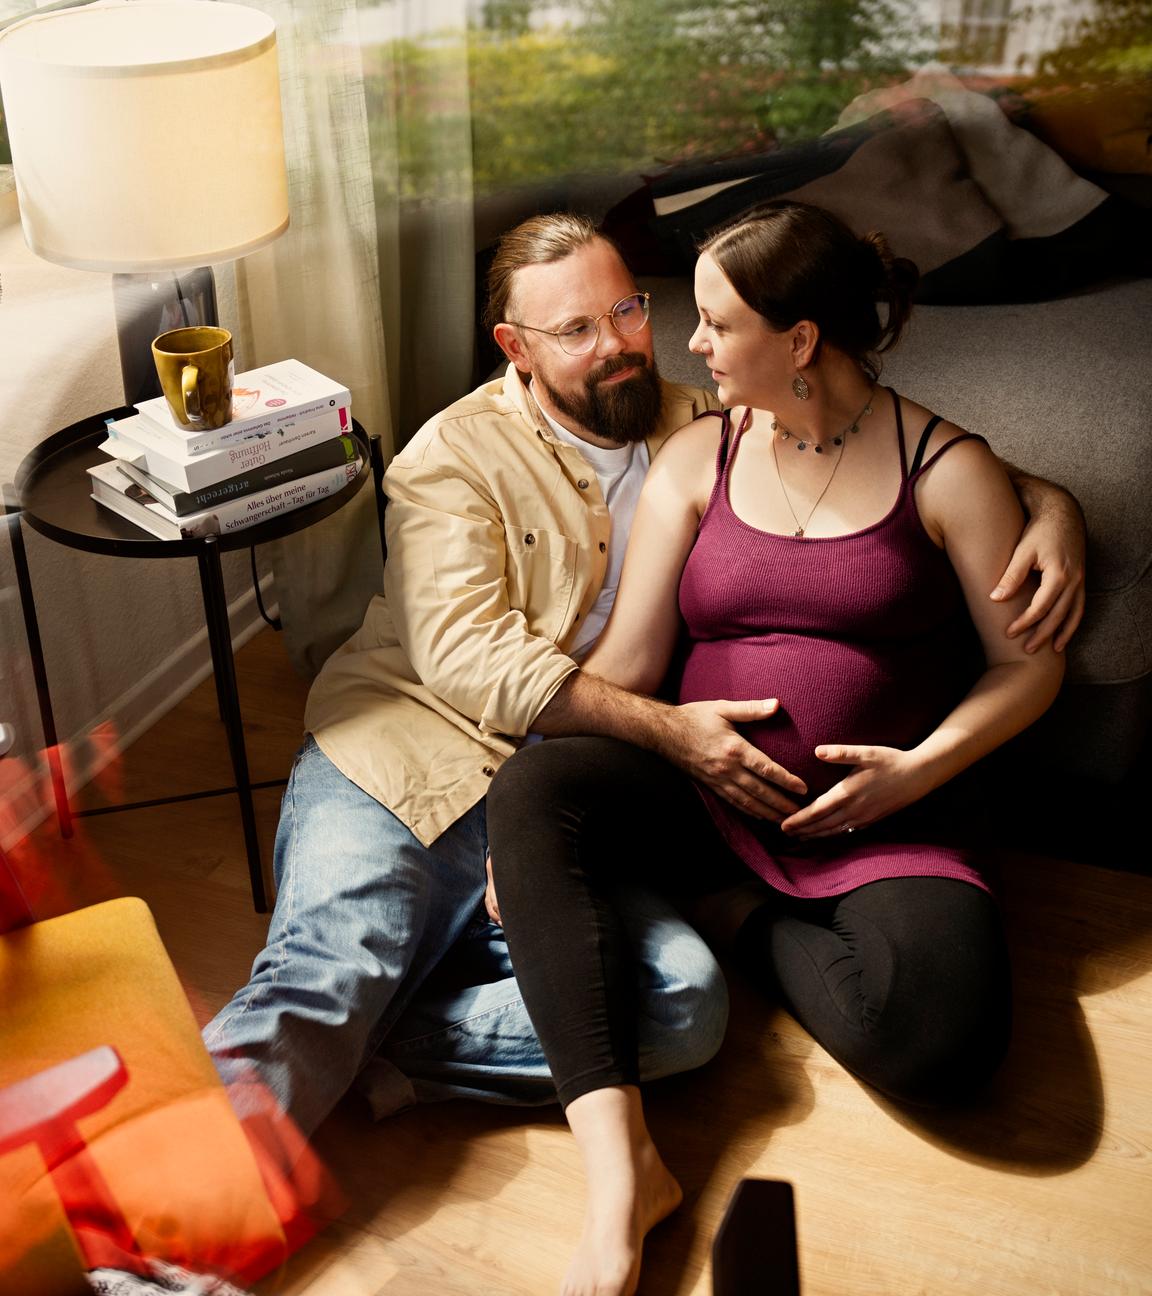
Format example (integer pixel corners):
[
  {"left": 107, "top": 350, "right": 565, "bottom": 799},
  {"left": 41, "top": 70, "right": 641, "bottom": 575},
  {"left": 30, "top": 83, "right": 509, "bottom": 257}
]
[{"left": 676, "top": 389, "right": 989, "bottom": 897}]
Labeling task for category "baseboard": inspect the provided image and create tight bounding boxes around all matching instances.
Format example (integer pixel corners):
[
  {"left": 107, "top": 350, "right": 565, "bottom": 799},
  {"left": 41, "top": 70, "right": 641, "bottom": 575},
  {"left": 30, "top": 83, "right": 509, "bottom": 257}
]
[{"left": 0, "top": 576, "right": 278, "bottom": 851}]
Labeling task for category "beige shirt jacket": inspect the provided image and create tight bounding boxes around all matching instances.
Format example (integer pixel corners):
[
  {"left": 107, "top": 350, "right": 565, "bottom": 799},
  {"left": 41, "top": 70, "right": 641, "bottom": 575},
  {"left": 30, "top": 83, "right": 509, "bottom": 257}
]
[{"left": 305, "top": 364, "right": 719, "bottom": 846}]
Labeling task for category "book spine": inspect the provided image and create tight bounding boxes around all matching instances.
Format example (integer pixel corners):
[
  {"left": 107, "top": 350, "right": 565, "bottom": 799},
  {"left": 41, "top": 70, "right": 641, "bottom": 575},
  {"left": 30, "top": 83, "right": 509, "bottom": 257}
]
[
  {"left": 176, "top": 459, "right": 362, "bottom": 537},
  {"left": 167, "top": 435, "right": 358, "bottom": 515},
  {"left": 195, "top": 421, "right": 351, "bottom": 489},
  {"left": 111, "top": 417, "right": 349, "bottom": 491},
  {"left": 143, "top": 396, "right": 351, "bottom": 456}
]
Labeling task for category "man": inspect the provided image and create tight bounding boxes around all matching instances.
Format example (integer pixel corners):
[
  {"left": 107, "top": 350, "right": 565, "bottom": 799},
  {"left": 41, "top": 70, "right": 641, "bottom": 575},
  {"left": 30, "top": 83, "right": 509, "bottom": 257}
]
[{"left": 204, "top": 213, "right": 1084, "bottom": 1138}]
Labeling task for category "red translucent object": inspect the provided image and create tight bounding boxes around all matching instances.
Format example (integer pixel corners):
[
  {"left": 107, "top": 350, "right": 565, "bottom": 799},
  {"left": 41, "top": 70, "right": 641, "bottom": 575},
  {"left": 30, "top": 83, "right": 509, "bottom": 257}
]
[{"left": 0, "top": 1046, "right": 141, "bottom": 1263}]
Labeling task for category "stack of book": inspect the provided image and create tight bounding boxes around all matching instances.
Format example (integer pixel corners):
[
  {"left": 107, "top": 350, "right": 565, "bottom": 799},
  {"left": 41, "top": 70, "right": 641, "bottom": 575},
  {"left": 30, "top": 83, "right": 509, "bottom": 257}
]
[{"left": 89, "top": 359, "right": 361, "bottom": 540}]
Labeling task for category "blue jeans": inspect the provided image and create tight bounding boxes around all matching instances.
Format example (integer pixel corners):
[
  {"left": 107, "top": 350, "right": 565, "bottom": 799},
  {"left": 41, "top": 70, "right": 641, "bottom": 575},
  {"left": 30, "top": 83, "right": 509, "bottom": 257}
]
[{"left": 203, "top": 737, "right": 728, "bottom": 1136}]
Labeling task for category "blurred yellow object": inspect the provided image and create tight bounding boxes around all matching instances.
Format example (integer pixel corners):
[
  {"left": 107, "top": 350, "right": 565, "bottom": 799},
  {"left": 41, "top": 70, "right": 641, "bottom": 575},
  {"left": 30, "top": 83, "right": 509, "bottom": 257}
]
[{"left": 0, "top": 897, "right": 289, "bottom": 1289}]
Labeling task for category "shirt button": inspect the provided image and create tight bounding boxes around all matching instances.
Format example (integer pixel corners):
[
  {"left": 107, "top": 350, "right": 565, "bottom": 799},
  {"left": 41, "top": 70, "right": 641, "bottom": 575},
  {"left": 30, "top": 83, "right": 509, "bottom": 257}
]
[
  {"left": 482, "top": 765, "right": 495, "bottom": 777},
  {"left": 524, "top": 533, "right": 535, "bottom": 545},
  {"left": 598, "top": 542, "right": 607, "bottom": 553},
  {"left": 577, "top": 478, "right": 590, "bottom": 490}
]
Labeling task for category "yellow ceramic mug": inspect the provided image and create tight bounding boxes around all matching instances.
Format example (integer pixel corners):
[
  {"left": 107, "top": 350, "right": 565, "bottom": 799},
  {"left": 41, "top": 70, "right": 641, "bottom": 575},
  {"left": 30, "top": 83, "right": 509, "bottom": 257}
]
[{"left": 152, "top": 326, "right": 234, "bottom": 430}]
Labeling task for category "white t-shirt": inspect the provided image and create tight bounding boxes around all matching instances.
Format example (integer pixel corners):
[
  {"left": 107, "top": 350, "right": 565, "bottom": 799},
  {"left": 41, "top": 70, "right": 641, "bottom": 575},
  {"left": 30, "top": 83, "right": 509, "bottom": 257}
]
[{"left": 535, "top": 394, "right": 650, "bottom": 661}]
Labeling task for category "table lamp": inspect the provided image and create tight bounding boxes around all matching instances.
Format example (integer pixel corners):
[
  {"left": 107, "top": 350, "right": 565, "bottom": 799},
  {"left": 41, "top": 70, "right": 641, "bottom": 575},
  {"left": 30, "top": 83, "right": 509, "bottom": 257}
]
[{"left": 0, "top": 0, "right": 289, "bottom": 405}]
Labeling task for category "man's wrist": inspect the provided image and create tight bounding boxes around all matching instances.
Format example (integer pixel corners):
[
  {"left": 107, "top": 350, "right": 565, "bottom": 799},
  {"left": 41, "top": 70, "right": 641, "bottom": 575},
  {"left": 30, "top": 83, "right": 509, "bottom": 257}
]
[
  {"left": 1010, "top": 469, "right": 1081, "bottom": 524},
  {"left": 532, "top": 669, "right": 675, "bottom": 748}
]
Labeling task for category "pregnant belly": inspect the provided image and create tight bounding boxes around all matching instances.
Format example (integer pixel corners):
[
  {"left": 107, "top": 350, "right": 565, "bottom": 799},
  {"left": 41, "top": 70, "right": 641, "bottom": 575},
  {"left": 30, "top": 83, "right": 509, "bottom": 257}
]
[{"left": 678, "top": 635, "right": 954, "bottom": 802}]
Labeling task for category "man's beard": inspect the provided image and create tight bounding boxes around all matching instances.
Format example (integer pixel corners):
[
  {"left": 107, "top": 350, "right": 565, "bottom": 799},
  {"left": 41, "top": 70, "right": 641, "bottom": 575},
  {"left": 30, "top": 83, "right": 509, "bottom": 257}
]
[{"left": 539, "top": 352, "right": 664, "bottom": 445}]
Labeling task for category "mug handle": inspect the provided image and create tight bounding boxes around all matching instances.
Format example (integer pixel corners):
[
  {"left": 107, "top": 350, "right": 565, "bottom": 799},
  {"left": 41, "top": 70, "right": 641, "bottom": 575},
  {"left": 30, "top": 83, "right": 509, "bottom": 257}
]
[{"left": 181, "top": 363, "right": 203, "bottom": 424}]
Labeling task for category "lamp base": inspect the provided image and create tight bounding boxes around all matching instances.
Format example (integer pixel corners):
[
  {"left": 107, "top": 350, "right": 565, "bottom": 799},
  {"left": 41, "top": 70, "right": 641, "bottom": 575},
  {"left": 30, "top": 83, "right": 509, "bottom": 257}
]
[{"left": 113, "top": 269, "right": 219, "bottom": 406}]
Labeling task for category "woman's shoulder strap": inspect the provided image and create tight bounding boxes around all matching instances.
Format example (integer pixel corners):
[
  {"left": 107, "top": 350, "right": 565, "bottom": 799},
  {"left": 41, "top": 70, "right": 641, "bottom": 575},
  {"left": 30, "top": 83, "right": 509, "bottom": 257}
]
[
  {"left": 911, "top": 423, "right": 991, "bottom": 479},
  {"left": 909, "top": 413, "right": 944, "bottom": 476},
  {"left": 708, "top": 406, "right": 751, "bottom": 476}
]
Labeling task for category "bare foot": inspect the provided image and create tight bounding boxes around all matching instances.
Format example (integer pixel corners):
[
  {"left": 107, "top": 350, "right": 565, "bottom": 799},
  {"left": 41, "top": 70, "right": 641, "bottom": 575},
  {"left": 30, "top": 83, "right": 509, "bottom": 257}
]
[{"left": 562, "top": 1089, "right": 683, "bottom": 1295}]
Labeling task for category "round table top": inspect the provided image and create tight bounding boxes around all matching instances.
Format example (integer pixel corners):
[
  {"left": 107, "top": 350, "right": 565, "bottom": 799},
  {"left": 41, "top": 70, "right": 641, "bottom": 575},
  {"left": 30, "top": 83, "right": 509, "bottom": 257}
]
[{"left": 12, "top": 407, "right": 374, "bottom": 559}]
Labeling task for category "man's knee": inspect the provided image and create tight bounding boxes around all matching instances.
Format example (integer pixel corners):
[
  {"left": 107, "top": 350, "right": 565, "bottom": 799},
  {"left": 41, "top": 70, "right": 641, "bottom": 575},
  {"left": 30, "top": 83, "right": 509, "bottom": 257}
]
[
  {"left": 636, "top": 921, "right": 729, "bottom": 1079},
  {"left": 677, "top": 940, "right": 730, "bottom": 1071}
]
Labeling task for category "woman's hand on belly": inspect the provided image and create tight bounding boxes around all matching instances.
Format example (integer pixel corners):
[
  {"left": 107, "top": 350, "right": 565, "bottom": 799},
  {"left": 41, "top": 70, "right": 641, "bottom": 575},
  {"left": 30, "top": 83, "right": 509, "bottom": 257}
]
[{"left": 778, "top": 743, "right": 936, "bottom": 840}]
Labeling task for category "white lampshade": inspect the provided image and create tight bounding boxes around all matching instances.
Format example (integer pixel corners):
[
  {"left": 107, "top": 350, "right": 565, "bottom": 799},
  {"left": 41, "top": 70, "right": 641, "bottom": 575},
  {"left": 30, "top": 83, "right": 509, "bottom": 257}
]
[{"left": 0, "top": 0, "right": 289, "bottom": 272}]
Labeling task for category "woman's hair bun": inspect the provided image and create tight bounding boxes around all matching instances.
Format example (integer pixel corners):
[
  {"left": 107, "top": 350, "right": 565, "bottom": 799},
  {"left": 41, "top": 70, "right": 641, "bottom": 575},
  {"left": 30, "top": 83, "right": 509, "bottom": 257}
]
[{"left": 861, "top": 230, "right": 918, "bottom": 353}]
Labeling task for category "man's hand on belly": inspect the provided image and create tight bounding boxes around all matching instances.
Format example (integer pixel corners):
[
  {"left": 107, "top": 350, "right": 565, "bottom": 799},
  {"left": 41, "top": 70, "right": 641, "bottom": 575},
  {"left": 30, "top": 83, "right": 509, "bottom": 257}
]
[
  {"left": 779, "top": 743, "right": 934, "bottom": 839},
  {"left": 658, "top": 699, "right": 807, "bottom": 822},
  {"left": 533, "top": 674, "right": 805, "bottom": 820}
]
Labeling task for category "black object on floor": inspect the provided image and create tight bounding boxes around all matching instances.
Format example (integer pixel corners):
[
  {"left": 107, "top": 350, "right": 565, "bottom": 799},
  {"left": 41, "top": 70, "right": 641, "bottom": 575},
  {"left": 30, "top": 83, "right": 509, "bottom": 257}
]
[{"left": 713, "top": 1178, "right": 801, "bottom": 1295}]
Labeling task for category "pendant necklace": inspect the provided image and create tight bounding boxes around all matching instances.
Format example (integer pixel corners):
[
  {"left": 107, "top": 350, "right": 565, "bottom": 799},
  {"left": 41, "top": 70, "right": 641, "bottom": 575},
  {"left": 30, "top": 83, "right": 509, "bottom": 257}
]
[
  {"left": 771, "top": 430, "right": 846, "bottom": 537},
  {"left": 772, "top": 387, "right": 875, "bottom": 452},
  {"left": 770, "top": 389, "right": 875, "bottom": 538}
]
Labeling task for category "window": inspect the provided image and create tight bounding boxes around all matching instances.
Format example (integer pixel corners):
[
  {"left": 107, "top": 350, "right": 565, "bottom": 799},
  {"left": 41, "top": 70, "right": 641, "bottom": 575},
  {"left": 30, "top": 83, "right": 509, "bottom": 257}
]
[{"left": 958, "top": 0, "right": 1013, "bottom": 65}]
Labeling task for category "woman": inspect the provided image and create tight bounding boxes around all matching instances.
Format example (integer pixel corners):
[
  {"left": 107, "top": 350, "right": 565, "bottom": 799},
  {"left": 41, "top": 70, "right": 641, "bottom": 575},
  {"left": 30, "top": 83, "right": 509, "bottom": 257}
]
[{"left": 486, "top": 201, "right": 1065, "bottom": 1296}]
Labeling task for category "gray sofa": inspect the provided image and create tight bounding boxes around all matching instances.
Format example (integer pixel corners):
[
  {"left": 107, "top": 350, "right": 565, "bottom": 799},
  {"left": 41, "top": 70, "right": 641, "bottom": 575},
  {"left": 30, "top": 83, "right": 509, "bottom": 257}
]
[{"left": 644, "top": 272, "right": 1152, "bottom": 788}]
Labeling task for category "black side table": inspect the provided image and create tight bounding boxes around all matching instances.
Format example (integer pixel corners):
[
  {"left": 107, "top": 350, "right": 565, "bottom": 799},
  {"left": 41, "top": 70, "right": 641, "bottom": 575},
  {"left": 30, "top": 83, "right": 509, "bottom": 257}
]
[{"left": 6, "top": 407, "right": 386, "bottom": 913}]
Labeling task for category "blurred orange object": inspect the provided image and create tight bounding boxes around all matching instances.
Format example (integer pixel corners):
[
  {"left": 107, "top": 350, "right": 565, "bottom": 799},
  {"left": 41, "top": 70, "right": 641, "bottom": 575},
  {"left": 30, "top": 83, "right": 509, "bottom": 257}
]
[{"left": 0, "top": 893, "right": 337, "bottom": 1291}]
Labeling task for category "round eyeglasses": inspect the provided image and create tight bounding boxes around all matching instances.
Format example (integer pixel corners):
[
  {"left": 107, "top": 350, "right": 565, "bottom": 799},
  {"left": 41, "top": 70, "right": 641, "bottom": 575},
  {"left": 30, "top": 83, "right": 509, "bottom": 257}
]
[{"left": 509, "top": 292, "right": 651, "bottom": 356}]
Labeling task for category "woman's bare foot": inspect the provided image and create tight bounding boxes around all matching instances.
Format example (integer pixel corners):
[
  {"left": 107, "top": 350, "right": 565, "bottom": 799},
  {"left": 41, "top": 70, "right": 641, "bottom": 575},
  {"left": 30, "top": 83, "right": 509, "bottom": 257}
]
[{"left": 561, "top": 1086, "right": 683, "bottom": 1296}]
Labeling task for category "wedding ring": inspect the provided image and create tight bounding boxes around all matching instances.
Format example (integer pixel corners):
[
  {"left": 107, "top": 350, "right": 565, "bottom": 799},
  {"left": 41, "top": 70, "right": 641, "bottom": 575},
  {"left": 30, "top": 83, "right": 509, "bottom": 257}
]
[{"left": 843, "top": 825, "right": 855, "bottom": 834}]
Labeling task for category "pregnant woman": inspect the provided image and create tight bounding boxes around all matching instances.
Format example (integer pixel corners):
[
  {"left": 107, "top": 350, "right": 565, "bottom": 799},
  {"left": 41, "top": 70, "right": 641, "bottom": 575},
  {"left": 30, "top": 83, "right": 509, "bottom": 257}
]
[{"left": 485, "top": 200, "right": 1065, "bottom": 1296}]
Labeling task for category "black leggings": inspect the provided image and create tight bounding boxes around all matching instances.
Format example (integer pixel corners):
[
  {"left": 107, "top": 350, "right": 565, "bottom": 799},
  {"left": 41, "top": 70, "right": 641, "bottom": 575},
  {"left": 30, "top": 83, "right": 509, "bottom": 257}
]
[{"left": 487, "top": 737, "right": 1011, "bottom": 1109}]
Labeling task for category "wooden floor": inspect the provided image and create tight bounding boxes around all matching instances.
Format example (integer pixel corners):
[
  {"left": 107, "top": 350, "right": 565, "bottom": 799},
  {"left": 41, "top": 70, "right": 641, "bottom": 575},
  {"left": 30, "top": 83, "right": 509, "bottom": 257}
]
[{"left": 9, "top": 629, "right": 1152, "bottom": 1295}]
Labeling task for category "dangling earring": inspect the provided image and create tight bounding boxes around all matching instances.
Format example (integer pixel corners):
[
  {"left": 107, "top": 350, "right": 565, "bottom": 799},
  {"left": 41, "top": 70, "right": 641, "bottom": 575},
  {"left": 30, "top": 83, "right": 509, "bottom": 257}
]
[{"left": 792, "top": 373, "right": 810, "bottom": 401}]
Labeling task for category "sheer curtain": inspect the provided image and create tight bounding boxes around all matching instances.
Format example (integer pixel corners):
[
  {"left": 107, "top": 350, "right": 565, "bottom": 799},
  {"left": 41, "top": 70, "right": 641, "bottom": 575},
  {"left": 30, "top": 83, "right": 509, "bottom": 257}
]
[{"left": 235, "top": 0, "right": 476, "bottom": 676}]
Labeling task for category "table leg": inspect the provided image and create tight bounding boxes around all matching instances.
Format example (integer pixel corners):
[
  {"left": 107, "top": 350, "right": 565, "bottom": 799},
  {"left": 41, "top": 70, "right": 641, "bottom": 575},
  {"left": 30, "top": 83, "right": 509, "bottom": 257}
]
[
  {"left": 195, "top": 547, "right": 234, "bottom": 731},
  {"left": 196, "top": 540, "right": 267, "bottom": 913},
  {"left": 5, "top": 512, "right": 73, "bottom": 838},
  {"left": 195, "top": 553, "right": 228, "bottom": 725}
]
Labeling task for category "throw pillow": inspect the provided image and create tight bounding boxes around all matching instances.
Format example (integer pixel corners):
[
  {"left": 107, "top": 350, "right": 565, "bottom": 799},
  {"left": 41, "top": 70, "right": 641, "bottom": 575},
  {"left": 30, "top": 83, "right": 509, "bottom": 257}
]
[
  {"left": 649, "top": 99, "right": 1010, "bottom": 304},
  {"left": 839, "top": 68, "right": 1151, "bottom": 294},
  {"left": 836, "top": 64, "right": 1108, "bottom": 238}
]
